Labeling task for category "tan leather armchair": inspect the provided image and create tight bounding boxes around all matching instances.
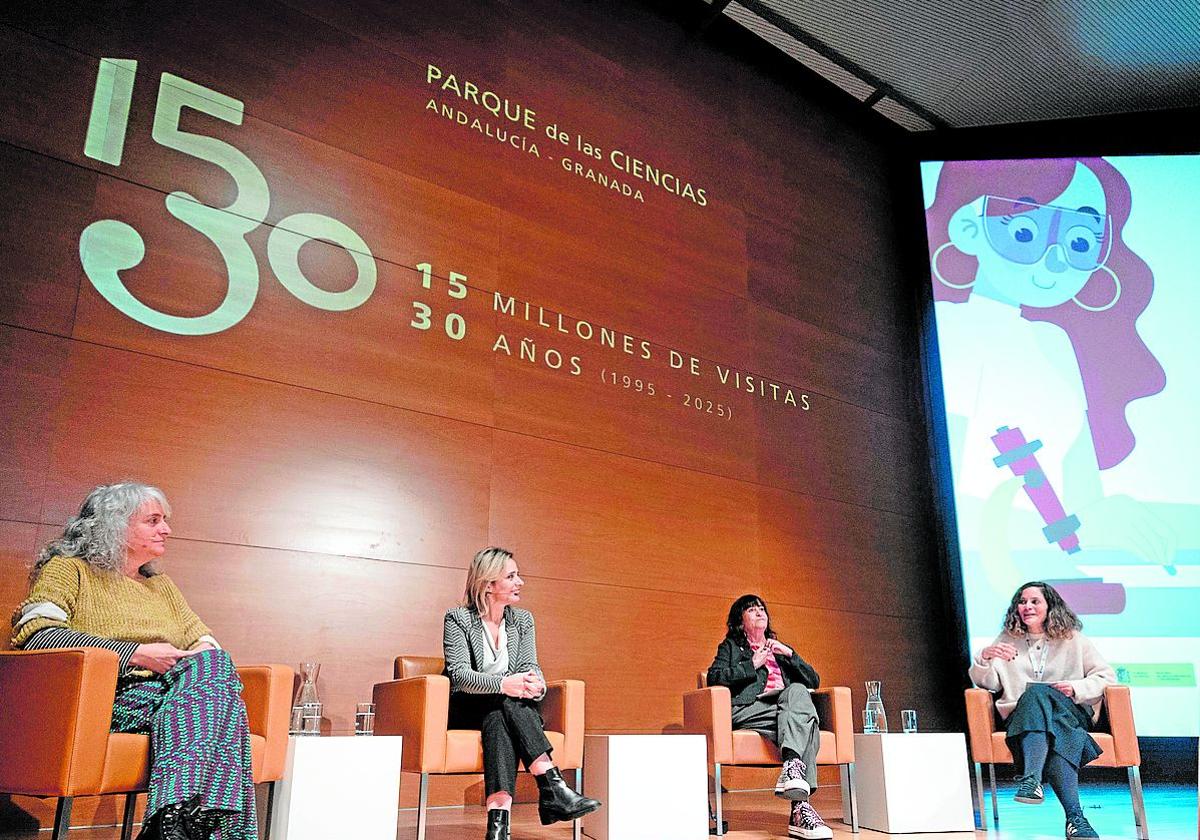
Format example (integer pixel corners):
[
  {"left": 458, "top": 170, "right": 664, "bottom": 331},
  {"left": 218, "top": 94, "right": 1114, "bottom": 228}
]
[
  {"left": 0, "top": 647, "right": 293, "bottom": 840},
  {"left": 683, "top": 674, "right": 858, "bottom": 834},
  {"left": 965, "top": 685, "right": 1147, "bottom": 839},
  {"left": 373, "top": 655, "right": 586, "bottom": 840}
]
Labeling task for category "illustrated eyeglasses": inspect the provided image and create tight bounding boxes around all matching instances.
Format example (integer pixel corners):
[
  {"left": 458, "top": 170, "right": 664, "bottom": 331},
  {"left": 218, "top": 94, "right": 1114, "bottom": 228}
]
[{"left": 981, "top": 195, "right": 1113, "bottom": 272}]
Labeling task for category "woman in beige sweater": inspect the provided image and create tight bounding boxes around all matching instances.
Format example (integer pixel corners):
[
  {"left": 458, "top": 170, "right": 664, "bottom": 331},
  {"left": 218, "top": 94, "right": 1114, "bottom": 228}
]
[{"left": 969, "top": 581, "right": 1116, "bottom": 840}]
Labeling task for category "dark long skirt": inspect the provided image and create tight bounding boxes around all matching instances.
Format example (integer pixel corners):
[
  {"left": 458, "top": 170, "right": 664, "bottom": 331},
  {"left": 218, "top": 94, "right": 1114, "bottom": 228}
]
[
  {"left": 111, "top": 649, "right": 257, "bottom": 840},
  {"left": 1004, "top": 682, "right": 1101, "bottom": 771}
]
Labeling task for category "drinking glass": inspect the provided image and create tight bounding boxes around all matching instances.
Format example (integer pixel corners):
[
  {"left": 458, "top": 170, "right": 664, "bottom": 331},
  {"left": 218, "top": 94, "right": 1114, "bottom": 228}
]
[
  {"left": 901, "top": 709, "right": 918, "bottom": 733},
  {"left": 301, "top": 702, "right": 322, "bottom": 736},
  {"left": 289, "top": 705, "right": 304, "bottom": 736},
  {"left": 862, "top": 708, "right": 879, "bottom": 734},
  {"left": 355, "top": 702, "right": 376, "bottom": 736}
]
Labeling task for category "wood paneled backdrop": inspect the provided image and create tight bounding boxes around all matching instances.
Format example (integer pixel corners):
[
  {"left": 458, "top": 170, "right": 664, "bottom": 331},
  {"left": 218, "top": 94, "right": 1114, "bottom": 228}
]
[{"left": 0, "top": 0, "right": 959, "bottom": 828}]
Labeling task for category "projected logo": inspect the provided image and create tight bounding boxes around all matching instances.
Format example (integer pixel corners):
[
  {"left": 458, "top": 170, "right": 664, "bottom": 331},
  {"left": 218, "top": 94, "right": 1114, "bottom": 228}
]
[
  {"left": 73, "top": 60, "right": 807, "bottom": 420},
  {"left": 79, "top": 58, "right": 384, "bottom": 336}
]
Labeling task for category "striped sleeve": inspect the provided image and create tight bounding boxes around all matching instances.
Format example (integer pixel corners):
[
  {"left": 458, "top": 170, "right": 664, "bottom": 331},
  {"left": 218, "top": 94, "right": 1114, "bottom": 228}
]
[
  {"left": 442, "top": 609, "right": 504, "bottom": 695},
  {"left": 22, "top": 626, "right": 139, "bottom": 671}
]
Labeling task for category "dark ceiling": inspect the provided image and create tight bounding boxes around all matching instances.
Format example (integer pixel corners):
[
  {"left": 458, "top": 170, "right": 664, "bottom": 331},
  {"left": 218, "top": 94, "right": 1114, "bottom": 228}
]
[{"left": 702, "top": 0, "right": 1200, "bottom": 132}]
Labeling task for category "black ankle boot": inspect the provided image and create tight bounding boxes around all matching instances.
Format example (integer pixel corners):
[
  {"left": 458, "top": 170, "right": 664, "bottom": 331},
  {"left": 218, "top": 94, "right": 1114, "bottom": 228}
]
[
  {"left": 157, "top": 804, "right": 192, "bottom": 840},
  {"left": 536, "top": 767, "right": 602, "bottom": 825},
  {"left": 134, "top": 809, "right": 159, "bottom": 840},
  {"left": 484, "top": 808, "right": 510, "bottom": 840},
  {"left": 181, "top": 796, "right": 221, "bottom": 840}
]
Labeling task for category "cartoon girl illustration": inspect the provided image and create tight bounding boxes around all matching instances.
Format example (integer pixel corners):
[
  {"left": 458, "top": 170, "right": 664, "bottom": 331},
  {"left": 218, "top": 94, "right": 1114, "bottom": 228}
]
[{"left": 926, "top": 157, "right": 1173, "bottom": 572}]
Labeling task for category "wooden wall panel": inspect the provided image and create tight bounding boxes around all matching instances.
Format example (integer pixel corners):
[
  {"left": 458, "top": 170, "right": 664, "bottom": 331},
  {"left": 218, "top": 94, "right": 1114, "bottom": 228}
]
[
  {"left": 491, "top": 341, "right": 760, "bottom": 484},
  {"left": 0, "top": 145, "right": 93, "bottom": 336},
  {"left": 0, "top": 20, "right": 508, "bottom": 282},
  {"left": 748, "top": 300, "right": 909, "bottom": 417},
  {"left": 488, "top": 431, "right": 760, "bottom": 598},
  {"left": 38, "top": 337, "right": 493, "bottom": 563},
  {"left": 0, "top": 0, "right": 955, "bottom": 828},
  {"left": 0, "top": 328, "right": 68, "bottom": 523},
  {"left": 162, "top": 539, "right": 466, "bottom": 732},
  {"left": 68, "top": 175, "right": 501, "bottom": 425},
  {"left": 755, "top": 486, "right": 933, "bottom": 620},
  {"left": 499, "top": 214, "right": 750, "bottom": 365},
  {"left": 0, "top": 520, "right": 41, "bottom": 625},
  {"left": 762, "top": 603, "right": 954, "bottom": 731},
  {"left": 753, "top": 397, "right": 926, "bottom": 515},
  {"left": 746, "top": 209, "right": 910, "bottom": 357}
]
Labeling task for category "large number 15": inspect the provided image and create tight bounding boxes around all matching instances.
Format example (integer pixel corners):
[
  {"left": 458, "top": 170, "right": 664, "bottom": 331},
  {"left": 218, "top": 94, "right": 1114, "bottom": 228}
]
[{"left": 79, "top": 58, "right": 376, "bottom": 335}]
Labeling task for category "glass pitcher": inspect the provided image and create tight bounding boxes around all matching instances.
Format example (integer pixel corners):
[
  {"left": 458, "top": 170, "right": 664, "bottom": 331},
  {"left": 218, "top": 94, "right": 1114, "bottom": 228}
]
[
  {"left": 291, "top": 662, "right": 321, "bottom": 734},
  {"left": 864, "top": 680, "right": 888, "bottom": 733}
]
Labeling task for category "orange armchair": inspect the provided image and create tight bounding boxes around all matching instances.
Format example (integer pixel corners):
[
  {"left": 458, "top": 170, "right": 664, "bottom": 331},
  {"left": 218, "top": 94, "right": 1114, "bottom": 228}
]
[
  {"left": 0, "top": 647, "right": 293, "bottom": 840},
  {"left": 373, "top": 655, "right": 586, "bottom": 840},
  {"left": 965, "top": 685, "right": 1147, "bottom": 839},
  {"left": 683, "top": 674, "right": 858, "bottom": 834}
]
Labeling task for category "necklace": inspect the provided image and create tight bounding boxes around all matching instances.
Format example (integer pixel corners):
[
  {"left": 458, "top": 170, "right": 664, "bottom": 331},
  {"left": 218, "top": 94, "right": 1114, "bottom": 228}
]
[{"left": 1026, "top": 635, "right": 1049, "bottom": 681}]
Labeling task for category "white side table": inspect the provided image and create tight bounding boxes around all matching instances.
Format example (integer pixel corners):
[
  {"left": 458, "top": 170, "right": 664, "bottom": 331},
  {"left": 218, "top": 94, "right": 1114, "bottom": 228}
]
[
  {"left": 269, "top": 736, "right": 403, "bottom": 840},
  {"left": 840, "top": 733, "right": 974, "bottom": 833},
  {"left": 582, "top": 734, "right": 708, "bottom": 840}
]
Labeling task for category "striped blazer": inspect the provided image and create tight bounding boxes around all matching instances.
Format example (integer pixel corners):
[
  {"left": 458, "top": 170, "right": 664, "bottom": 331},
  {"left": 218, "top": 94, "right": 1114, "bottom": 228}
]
[{"left": 442, "top": 605, "right": 545, "bottom": 696}]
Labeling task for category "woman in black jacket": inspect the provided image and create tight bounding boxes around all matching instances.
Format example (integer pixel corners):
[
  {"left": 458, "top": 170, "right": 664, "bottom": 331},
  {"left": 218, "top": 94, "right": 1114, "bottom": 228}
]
[{"left": 707, "top": 594, "right": 831, "bottom": 840}]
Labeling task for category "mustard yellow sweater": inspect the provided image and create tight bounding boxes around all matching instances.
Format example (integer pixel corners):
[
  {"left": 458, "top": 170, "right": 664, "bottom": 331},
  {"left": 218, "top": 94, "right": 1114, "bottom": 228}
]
[{"left": 11, "top": 555, "right": 211, "bottom": 654}]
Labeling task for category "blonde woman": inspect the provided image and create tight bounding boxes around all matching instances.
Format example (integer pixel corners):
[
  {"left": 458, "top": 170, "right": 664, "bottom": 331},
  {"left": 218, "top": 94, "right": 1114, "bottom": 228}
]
[{"left": 443, "top": 547, "right": 601, "bottom": 840}]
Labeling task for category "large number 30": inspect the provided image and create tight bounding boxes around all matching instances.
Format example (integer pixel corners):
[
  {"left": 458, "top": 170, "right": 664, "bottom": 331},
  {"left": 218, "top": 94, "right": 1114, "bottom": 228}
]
[{"left": 79, "top": 59, "right": 376, "bottom": 335}]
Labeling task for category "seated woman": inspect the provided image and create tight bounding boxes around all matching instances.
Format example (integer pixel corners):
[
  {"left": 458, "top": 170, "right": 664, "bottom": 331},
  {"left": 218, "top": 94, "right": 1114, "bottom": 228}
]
[
  {"left": 969, "top": 581, "right": 1116, "bottom": 840},
  {"left": 11, "top": 482, "right": 255, "bottom": 840},
  {"left": 443, "top": 547, "right": 601, "bottom": 840},
  {"left": 707, "top": 594, "right": 830, "bottom": 840}
]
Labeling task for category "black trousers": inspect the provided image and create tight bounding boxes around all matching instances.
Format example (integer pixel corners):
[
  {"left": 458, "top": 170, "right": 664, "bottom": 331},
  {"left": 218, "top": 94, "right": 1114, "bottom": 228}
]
[{"left": 449, "top": 692, "right": 554, "bottom": 797}]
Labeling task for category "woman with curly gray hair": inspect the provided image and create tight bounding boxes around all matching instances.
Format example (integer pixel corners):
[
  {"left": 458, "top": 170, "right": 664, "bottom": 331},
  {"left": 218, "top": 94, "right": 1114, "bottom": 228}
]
[{"left": 12, "top": 482, "right": 255, "bottom": 840}]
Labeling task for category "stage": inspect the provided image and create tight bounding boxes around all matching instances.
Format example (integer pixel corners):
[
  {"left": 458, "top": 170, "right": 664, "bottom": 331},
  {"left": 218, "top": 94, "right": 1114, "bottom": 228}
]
[{"left": 2, "top": 782, "right": 1193, "bottom": 840}]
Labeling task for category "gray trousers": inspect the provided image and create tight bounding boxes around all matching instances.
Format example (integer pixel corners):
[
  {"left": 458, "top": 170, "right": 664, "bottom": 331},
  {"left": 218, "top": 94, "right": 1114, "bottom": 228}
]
[{"left": 731, "top": 683, "right": 820, "bottom": 789}]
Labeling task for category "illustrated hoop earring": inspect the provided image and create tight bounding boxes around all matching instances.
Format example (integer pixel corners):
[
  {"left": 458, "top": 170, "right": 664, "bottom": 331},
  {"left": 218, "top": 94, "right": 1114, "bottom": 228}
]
[
  {"left": 1073, "top": 265, "right": 1121, "bottom": 312},
  {"left": 932, "top": 242, "right": 975, "bottom": 289}
]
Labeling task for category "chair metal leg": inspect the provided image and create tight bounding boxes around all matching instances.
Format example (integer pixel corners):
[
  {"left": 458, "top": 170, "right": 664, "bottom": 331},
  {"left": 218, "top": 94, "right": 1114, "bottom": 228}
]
[
  {"left": 263, "top": 781, "right": 277, "bottom": 840},
  {"left": 841, "top": 762, "right": 860, "bottom": 833},
  {"left": 573, "top": 764, "right": 583, "bottom": 840},
  {"left": 119, "top": 793, "right": 138, "bottom": 840},
  {"left": 416, "top": 772, "right": 429, "bottom": 840},
  {"left": 973, "top": 763, "right": 985, "bottom": 828},
  {"left": 1128, "top": 766, "right": 1150, "bottom": 840},
  {"left": 988, "top": 763, "right": 999, "bottom": 825},
  {"left": 52, "top": 797, "right": 73, "bottom": 840},
  {"left": 713, "top": 763, "right": 724, "bottom": 836}
]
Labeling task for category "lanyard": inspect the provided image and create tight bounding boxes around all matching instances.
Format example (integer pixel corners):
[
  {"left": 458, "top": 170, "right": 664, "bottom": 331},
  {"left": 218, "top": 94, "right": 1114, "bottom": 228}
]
[{"left": 1026, "top": 636, "right": 1050, "bottom": 681}]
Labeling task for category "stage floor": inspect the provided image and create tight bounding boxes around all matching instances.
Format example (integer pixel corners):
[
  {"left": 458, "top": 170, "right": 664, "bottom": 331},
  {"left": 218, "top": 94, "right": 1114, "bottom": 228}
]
[{"left": 1, "top": 781, "right": 1195, "bottom": 839}]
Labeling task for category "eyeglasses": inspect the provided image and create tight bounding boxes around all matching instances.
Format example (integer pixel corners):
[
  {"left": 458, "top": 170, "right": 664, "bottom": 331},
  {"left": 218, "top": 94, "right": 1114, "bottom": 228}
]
[{"left": 981, "top": 195, "right": 1112, "bottom": 272}]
